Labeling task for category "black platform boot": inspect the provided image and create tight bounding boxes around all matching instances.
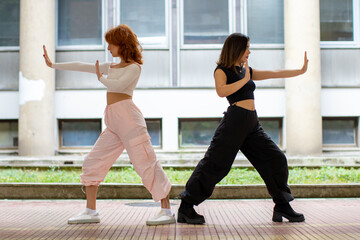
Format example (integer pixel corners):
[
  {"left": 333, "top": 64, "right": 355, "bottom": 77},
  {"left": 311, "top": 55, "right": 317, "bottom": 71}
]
[
  {"left": 273, "top": 203, "right": 305, "bottom": 222},
  {"left": 177, "top": 199, "right": 205, "bottom": 224}
]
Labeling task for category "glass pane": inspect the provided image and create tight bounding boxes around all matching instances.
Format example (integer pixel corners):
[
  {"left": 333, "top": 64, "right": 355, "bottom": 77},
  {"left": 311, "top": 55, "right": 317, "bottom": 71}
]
[
  {"left": 181, "top": 119, "right": 220, "bottom": 147},
  {"left": 0, "top": 121, "right": 18, "bottom": 148},
  {"left": 183, "top": 0, "right": 229, "bottom": 44},
  {"left": 120, "top": 0, "right": 166, "bottom": 45},
  {"left": 61, "top": 120, "right": 101, "bottom": 147},
  {"left": 146, "top": 119, "right": 161, "bottom": 147},
  {"left": 0, "top": 0, "right": 20, "bottom": 46},
  {"left": 58, "top": 0, "right": 102, "bottom": 46},
  {"left": 323, "top": 119, "right": 355, "bottom": 145},
  {"left": 259, "top": 120, "right": 280, "bottom": 145},
  {"left": 247, "top": 0, "right": 284, "bottom": 44},
  {"left": 320, "top": 0, "right": 353, "bottom": 41}
]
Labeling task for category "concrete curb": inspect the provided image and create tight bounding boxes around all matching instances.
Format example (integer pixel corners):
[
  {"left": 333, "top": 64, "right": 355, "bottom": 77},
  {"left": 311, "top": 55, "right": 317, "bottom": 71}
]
[
  {"left": 1, "top": 183, "right": 360, "bottom": 199},
  {"left": 1, "top": 152, "right": 360, "bottom": 168}
]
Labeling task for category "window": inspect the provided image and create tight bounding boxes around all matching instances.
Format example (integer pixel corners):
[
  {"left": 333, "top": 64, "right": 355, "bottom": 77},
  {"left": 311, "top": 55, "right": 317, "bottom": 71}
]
[
  {"left": 59, "top": 119, "right": 101, "bottom": 148},
  {"left": 259, "top": 118, "right": 282, "bottom": 147},
  {"left": 179, "top": 118, "right": 221, "bottom": 147},
  {"left": 0, "top": 0, "right": 20, "bottom": 47},
  {"left": 146, "top": 119, "right": 162, "bottom": 148},
  {"left": 320, "top": 0, "right": 353, "bottom": 41},
  {"left": 182, "top": 0, "right": 230, "bottom": 45},
  {"left": 246, "top": 0, "right": 284, "bottom": 44},
  {"left": 0, "top": 120, "right": 18, "bottom": 149},
  {"left": 119, "top": 0, "right": 167, "bottom": 46},
  {"left": 323, "top": 118, "right": 357, "bottom": 146},
  {"left": 57, "top": 0, "right": 103, "bottom": 46}
]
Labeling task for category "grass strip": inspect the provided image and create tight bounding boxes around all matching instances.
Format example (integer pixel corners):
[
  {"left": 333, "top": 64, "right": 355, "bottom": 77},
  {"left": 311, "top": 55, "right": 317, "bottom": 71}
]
[{"left": 0, "top": 167, "right": 359, "bottom": 185}]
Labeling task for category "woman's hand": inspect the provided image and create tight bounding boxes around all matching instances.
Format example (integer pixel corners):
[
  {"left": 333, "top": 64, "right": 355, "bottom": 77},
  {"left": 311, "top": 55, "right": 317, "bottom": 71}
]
[
  {"left": 95, "top": 60, "right": 103, "bottom": 80},
  {"left": 244, "top": 60, "right": 251, "bottom": 81},
  {"left": 43, "top": 45, "right": 52, "bottom": 68},
  {"left": 301, "top": 51, "right": 309, "bottom": 74}
]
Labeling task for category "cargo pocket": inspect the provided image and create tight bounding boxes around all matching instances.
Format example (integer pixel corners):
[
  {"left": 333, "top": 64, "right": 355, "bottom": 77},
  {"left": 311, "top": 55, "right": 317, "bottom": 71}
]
[{"left": 128, "top": 132, "right": 151, "bottom": 147}]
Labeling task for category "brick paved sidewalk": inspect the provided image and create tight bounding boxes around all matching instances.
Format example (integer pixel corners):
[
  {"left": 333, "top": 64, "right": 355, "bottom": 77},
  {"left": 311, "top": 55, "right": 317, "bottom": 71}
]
[{"left": 1, "top": 199, "right": 359, "bottom": 239}]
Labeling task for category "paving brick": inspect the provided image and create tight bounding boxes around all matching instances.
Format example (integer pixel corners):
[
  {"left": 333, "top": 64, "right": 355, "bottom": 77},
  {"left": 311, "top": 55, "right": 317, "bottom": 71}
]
[{"left": 1, "top": 199, "right": 359, "bottom": 239}]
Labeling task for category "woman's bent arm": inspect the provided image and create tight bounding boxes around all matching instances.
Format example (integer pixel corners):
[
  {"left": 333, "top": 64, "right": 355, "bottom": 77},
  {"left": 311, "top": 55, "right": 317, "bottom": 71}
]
[
  {"left": 99, "top": 67, "right": 140, "bottom": 91},
  {"left": 215, "top": 61, "right": 251, "bottom": 98}
]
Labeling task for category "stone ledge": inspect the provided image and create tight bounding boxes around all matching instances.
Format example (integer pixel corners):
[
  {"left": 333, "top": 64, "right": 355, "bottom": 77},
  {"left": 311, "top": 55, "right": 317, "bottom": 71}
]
[
  {"left": 1, "top": 183, "right": 359, "bottom": 199},
  {"left": 1, "top": 154, "right": 360, "bottom": 168}
]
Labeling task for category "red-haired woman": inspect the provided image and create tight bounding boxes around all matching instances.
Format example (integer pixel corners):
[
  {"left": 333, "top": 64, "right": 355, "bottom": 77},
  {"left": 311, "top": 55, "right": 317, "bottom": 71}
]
[{"left": 43, "top": 24, "right": 174, "bottom": 226}]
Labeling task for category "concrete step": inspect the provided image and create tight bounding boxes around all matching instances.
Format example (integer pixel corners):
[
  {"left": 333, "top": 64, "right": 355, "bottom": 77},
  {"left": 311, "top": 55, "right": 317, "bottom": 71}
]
[{"left": 1, "top": 183, "right": 359, "bottom": 199}]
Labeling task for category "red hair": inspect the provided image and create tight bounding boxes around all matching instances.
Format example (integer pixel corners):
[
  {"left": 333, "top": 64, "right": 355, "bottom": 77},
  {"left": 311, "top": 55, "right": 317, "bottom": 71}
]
[{"left": 105, "top": 24, "right": 143, "bottom": 65}]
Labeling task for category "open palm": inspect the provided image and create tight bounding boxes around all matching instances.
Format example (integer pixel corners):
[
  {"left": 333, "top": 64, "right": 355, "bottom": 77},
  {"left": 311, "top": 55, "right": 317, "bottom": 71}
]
[{"left": 42, "top": 45, "right": 52, "bottom": 67}]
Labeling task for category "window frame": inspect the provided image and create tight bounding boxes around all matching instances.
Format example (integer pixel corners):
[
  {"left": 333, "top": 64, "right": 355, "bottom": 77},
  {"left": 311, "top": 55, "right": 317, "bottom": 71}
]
[
  {"left": 0, "top": 0, "right": 20, "bottom": 51},
  {"left": 55, "top": 0, "right": 106, "bottom": 51},
  {"left": 320, "top": 0, "right": 360, "bottom": 49},
  {"left": 0, "top": 46, "right": 19, "bottom": 52},
  {"left": 145, "top": 118, "right": 163, "bottom": 149},
  {"left": 58, "top": 118, "right": 102, "bottom": 149},
  {"left": 180, "top": 0, "right": 236, "bottom": 49},
  {"left": 322, "top": 117, "right": 358, "bottom": 148},
  {"left": 117, "top": 0, "right": 170, "bottom": 50},
  {"left": 242, "top": 0, "right": 285, "bottom": 49},
  {"left": 0, "top": 119, "right": 18, "bottom": 150},
  {"left": 178, "top": 118, "right": 221, "bottom": 148},
  {"left": 258, "top": 117, "right": 283, "bottom": 149}
]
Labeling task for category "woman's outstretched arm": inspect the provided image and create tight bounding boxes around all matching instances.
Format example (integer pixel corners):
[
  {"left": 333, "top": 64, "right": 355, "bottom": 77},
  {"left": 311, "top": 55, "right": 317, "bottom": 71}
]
[
  {"left": 252, "top": 51, "right": 308, "bottom": 81},
  {"left": 42, "top": 45, "right": 110, "bottom": 75}
]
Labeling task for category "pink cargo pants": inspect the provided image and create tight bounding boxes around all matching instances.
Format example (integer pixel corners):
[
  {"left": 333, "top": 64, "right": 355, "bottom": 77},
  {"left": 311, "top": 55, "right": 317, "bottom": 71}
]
[{"left": 80, "top": 99, "right": 171, "bottom": 202}]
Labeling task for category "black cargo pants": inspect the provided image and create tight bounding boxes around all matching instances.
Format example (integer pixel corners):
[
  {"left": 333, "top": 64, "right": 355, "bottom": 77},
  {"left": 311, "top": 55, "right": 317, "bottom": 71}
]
[{"left": 180, "top": 105, "right": 294, "bottom": 205}]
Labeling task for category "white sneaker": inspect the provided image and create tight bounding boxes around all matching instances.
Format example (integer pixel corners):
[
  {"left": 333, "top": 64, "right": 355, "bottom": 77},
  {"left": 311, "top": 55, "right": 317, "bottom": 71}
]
[
  {"left": 68, "top": 210, "right": 100, "bottom": 224},
  {"left": 146, "top": 210, "right": 176, "bottom": 226}
]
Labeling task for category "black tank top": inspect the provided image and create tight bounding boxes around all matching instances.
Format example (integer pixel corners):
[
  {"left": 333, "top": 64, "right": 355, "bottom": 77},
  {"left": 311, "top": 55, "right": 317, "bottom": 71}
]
[{"left": 215, "top": 65, "right": 256, "bottom": 105}]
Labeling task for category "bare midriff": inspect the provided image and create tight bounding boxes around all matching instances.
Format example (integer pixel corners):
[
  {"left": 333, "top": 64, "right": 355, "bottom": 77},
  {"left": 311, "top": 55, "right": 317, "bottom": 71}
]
[
  {"left": 107, "top": 92, "right": 132, "bottom": 105},
  {"left": 232, "top": 99, "right": 256, "bottom": 111}
]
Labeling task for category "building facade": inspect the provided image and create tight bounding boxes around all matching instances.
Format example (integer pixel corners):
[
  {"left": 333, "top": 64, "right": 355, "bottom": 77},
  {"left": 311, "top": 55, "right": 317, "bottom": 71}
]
[{"left": 0, "top": 0, "right": 359, "bottom": 157}]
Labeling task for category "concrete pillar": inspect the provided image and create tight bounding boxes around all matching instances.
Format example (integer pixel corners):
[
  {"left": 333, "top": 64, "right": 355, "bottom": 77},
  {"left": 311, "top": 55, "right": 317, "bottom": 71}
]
[
  {"left": 284, "top": 0, "right": 322, "bottom": 155},
  {"left": 19, "top": 0, "right": 55, "bottom": 156}
]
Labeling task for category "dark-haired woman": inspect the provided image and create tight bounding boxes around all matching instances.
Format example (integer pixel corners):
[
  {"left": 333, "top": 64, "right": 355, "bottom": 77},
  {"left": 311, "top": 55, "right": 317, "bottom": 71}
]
[
  {"left": 43, "top": 24, "right": 175, "bottom": 226},
  {"left": 178, "top": 33, "right": 308, "bottom": 224}
]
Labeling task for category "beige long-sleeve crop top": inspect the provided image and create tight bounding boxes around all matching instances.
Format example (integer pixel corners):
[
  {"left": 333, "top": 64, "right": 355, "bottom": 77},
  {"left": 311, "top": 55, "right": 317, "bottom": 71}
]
[{"left": 52, "top": 62, "right": 141, "bottom": 96}]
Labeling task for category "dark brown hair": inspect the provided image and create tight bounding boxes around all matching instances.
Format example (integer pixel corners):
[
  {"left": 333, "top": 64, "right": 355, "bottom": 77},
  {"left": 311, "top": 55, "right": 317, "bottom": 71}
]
[
  {"left": 105, "top": 24, "right": 143, "bottom": 64},
  {"left": 217, "top": 33, "right": 249, "bottom": 73}
]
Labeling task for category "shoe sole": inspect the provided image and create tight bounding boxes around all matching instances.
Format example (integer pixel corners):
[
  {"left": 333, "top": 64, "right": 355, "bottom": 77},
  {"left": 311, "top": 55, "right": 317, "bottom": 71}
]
[
  {"left": 146, "top": 218, "right": 176, "bottom": 226},
  {"left": 177, "top": 212, "right": 205, "bottom": 224},
  {"left": 68, "top": 219, "right": 100, "bottom": 224},
  {"left": 272, "top": 211, "right": 305, "bottom": 222}
]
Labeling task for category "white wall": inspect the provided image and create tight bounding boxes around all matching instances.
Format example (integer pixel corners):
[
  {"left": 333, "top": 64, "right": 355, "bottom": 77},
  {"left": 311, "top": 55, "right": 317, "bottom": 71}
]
[
  {"left": 321, "top": 88, "right": 360, "bottom": 116},
  {"left": 0, "top": 92, "right": 19, "bottom": 118},
  {"left": 1, "top": 87, "right": 359, "bottom": 152}
]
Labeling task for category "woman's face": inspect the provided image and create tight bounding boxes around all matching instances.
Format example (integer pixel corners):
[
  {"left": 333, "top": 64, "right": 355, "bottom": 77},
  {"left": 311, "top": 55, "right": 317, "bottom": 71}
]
[
  {"left": 107, "top": 44, "right": 120, "bottom": 57},
  {"left": 237, "top": 41, "right": 251, "bottom": 65}
]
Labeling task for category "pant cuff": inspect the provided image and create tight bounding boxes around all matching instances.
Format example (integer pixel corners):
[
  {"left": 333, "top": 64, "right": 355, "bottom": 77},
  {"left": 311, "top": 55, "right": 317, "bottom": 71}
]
[
  {"left": 152, "top": 181, "right": 172, "bottom": 202},
  {"left": 80, "top": 179, "right": 101, "bottom": 187}
]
